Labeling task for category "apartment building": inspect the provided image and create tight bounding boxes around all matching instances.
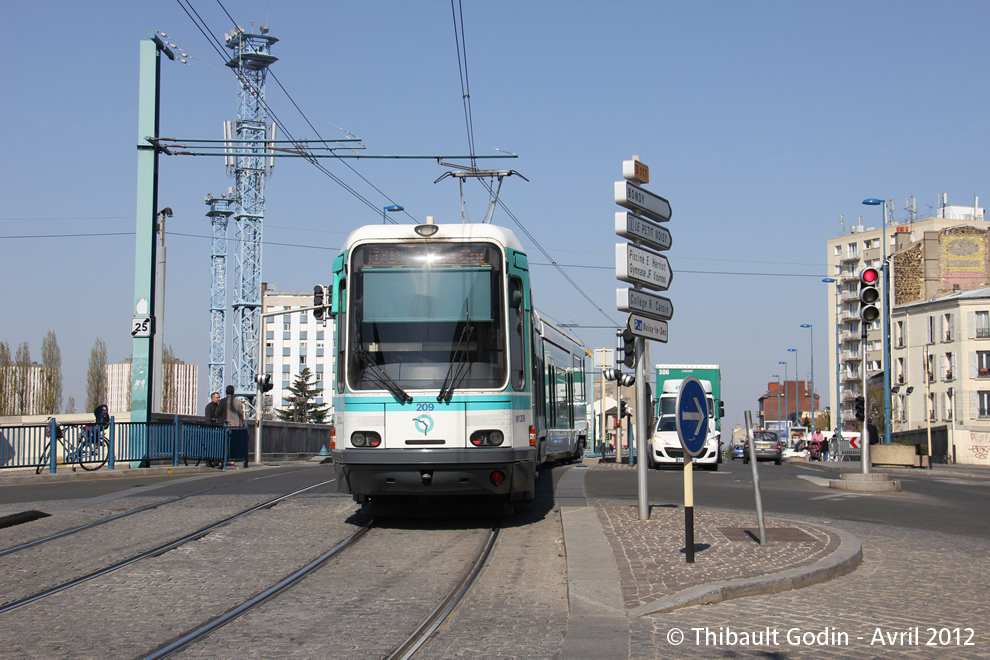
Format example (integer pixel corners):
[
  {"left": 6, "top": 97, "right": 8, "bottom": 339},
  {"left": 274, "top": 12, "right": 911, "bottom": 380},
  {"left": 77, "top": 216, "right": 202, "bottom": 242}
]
[
  {"left": 261, "top": 283, "right": 334, "bottom": 420},
  {"left": 891, "top": 288, "right": 990, "bottom": 465},
  {"left": 106, "top": 360, "right": 199, "bottom": 416},
  {"left": 824, "top": 195, "right": 986, "bottom": 429}
]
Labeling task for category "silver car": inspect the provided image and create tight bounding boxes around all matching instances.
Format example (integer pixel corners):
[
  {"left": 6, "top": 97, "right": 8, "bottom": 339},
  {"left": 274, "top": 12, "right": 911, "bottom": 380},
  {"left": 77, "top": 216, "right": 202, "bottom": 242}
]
[{"left": 743, "top": 430, "right": 783, "bottom": 465}]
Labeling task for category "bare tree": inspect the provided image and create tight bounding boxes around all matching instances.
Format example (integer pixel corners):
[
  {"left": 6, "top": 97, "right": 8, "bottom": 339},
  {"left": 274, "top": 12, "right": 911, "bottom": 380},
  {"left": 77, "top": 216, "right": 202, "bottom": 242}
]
[
  {"left": 161, "top": 345, "right": 177, "bottom": 413},
  {"left": 15, "top": 342, "right": 31, "bottom": 415},
  {"left": 40, "top": 330, "right": 63, "bottom": 415},
  {"left": 0, "top": 341, "right": 12, "bottom": 416},
  {"left": 86, "top": 338, "right": 108, "bottom": 414},
  {"left": 65, "top": 396, "right": 77, "bottom": 414}
]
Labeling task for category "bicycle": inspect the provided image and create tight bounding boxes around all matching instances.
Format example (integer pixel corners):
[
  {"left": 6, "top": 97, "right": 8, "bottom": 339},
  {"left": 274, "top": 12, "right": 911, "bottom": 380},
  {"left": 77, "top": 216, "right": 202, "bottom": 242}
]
[{"left": 36, "top": 421, "right": 110, "bottom": 474}]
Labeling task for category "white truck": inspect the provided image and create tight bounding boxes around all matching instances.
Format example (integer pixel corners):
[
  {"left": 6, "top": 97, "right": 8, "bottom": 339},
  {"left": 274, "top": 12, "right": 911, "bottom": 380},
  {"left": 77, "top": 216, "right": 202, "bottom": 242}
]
[{"left": 647, "top": 365, "right": 722, "bottom": 470}]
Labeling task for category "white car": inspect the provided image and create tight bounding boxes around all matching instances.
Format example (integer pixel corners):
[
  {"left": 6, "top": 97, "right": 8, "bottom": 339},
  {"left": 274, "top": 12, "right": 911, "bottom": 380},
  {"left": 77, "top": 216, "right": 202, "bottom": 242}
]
[{"left": 647, "top": 417, "right": 720, "bottom": 470}]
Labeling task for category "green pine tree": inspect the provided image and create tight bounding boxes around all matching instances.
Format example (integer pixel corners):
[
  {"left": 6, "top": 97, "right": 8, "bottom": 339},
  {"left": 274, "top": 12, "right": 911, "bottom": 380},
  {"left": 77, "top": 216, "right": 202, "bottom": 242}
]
[{"left": 277, "top": 367, "right": 330, "bottom": 423}]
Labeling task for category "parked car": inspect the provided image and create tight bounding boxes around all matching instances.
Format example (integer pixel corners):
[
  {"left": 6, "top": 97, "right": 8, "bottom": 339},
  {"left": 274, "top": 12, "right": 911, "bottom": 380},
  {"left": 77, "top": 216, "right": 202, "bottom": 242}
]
[{"left": 743, "top": 430, "right": 783, "bottom": 465}]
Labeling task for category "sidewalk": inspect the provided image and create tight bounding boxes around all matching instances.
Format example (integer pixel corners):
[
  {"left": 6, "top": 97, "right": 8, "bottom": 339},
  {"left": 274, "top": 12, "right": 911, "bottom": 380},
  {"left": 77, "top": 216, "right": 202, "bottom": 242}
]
[{"left": 557, "top": 459, "right": 862, "bottom": 658}]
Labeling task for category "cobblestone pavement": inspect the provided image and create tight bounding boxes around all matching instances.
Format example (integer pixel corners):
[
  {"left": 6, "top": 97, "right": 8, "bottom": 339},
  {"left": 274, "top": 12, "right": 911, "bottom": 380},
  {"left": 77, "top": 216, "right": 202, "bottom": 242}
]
[
  {"left": 597, "top": 506, "right": 840, "bottom": 610},
  {"left": 631, "top": 519, "right": 990, "bottom": 658}
]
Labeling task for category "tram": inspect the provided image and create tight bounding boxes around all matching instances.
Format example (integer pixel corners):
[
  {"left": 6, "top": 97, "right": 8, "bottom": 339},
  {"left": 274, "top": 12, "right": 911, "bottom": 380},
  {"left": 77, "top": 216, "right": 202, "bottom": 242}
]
[{"left": 329, "top": 218, "right": 587, "bottom": 503}]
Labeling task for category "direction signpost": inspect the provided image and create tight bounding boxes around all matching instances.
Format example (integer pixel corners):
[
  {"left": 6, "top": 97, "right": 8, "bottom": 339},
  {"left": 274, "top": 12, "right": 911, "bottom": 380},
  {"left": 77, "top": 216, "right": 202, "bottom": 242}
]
[
  {"left": 613, "top": 155, "right": 674, "bottom": 522},
  {"left": 676, "top": 377, "right": 709, "bottom": 563}
]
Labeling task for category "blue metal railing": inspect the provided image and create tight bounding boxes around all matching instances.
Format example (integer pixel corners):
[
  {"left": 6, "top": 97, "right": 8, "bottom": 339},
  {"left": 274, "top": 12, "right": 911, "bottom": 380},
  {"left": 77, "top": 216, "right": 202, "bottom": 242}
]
[{"left": 0, "top": 417, "right": 233, "bottom": 473}]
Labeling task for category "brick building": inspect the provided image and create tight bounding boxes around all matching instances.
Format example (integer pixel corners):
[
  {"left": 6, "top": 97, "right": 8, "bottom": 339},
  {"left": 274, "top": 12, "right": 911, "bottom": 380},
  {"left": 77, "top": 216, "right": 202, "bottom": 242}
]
[{"left": 758, "top": 380, "right": 818, "bottom": 428}]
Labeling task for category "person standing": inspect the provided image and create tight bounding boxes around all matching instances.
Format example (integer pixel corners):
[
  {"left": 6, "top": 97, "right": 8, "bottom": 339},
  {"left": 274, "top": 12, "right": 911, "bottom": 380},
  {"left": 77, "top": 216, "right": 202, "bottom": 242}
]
[
  {"left": 215, "top": 385, "right": 244, "bottom": 426},
  {"left": 810, "top": 428, "right": 825, "bottom": 461},
  {"left": 205, "top": 392, "right": 220, "bottom": 422}
]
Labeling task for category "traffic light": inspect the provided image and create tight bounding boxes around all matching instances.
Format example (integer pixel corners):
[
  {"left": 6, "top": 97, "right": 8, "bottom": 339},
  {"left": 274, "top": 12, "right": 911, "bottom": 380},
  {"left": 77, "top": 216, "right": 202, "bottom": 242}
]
[
  {"left": 617, "top": 328, "right": 636, "bottom": 368},
  {"left": 256, "top": 373, "right": 273, "bottom": 392},
  {"left": 854, "top": 395, "right": 865, "bottom": 422},
  {"left": 859, "top": 267, "right": 881, "bottom": 324},
  {"left": 313, "top": 284, "right": 327, "bottom": 321}
]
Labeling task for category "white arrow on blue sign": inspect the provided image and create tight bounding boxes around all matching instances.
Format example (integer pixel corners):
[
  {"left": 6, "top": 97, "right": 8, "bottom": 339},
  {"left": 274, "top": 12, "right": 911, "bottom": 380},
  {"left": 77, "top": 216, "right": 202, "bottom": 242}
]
[{"left": 676, "top": 377, "right": 710, "bottom": 457}]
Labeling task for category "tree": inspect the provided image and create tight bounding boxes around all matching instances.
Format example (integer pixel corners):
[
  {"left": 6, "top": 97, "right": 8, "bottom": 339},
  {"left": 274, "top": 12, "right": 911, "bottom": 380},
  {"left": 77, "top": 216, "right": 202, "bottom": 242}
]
[
  {"left": 161, "top": 344, "right": 178, "bottom": 413},
  {"left": 65, "top": 396, "right": 76, "bottom": 414},
  {"left": 276, "top": 367, "right": 329, "bottom": 423},
  {"left": 0, "top": 341, "right": 12, "bottom": 416},
  {"left": 39, "top": 330, "right": 63, "bottom": 415},
  {"left": 867, "top": 386, "right": 886, "bottom": 440},
  {"left": 14, "top": 342, "right": 31, "bottom": 415},
  {"left": 86, "top": 338, "right": 108, "bottom": 414}
]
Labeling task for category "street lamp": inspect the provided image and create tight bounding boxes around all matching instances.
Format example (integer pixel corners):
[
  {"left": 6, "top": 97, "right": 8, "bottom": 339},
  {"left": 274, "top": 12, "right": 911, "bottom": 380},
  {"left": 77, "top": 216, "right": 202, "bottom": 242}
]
[
  {"left": 823, "top": 278, "right": 839, "bottom": 433},
  {"left": 382, "top": 204, "right": 404, "bottom": 224},
  {"left": 778, "top": 361, "right": 788, "bottom": 431},
  {"left": 772, "top": 374, "right": 781, "bottom": 428},
  {"left": 801, "top": 324, "right": 815, "bottom": 431},
  {"left": 863, "top": 198, "right": 892, "bottom": 444},
  {"left": 788, "top": 348, "right": 798, "bottom": 424}
]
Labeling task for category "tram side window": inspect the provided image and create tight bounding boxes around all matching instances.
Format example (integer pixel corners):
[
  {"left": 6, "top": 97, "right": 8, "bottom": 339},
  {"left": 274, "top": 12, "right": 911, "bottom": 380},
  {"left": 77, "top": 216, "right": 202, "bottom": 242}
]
[
  {"left": 336, "top": 278, "right": 347, "bottom": 394},
  {"left": 509, "top": 277, "right": 526, "bottom": 390}
]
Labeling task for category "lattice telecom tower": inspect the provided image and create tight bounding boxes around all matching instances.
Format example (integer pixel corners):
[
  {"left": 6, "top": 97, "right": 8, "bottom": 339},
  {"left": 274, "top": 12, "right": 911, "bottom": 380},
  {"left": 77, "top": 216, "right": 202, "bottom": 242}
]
[
  {"left": 223, "top": 27, "right": 277, "bottom": 401},
  {"left": 205, "top": 193, "right": 234, "bottom": 396}
]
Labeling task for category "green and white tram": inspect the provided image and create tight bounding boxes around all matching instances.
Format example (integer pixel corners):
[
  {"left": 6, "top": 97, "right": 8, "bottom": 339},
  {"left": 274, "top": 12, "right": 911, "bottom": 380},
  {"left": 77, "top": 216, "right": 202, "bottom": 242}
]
[{"left": 329, "top": 219, "right": 587, "bottom": 503}]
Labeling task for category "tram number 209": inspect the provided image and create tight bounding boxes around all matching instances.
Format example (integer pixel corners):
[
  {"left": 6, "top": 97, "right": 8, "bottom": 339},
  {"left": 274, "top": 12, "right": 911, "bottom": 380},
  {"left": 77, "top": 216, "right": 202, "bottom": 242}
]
[{"left": 416, "top": 403, "right": 435, "bottom": 412}]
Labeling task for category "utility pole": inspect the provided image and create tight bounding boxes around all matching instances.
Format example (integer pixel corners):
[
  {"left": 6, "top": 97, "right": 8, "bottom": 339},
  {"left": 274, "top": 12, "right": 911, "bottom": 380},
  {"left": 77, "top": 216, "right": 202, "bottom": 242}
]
[{"left": 206, "top": 194, "right": 234, "bottom": 396}]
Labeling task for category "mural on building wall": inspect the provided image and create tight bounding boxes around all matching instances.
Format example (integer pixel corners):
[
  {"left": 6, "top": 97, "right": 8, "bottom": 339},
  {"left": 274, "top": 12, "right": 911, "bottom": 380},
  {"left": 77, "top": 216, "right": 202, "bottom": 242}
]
[{"left": 941, "top": 231, "right": 989, "bottom": 291}]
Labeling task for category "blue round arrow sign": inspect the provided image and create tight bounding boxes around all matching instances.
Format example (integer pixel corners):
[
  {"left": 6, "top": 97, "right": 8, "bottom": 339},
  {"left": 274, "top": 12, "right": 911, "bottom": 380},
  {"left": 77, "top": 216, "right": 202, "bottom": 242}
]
[{"left": 675, "top": 377, "right": 710, "bottom": 457}]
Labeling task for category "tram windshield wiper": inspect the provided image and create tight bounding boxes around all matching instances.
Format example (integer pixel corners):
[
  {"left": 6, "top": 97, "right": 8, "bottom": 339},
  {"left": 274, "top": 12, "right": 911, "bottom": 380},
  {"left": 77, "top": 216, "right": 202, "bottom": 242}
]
[
  {"left": 358, "top": 347, "right": 413, "bottom": 404},
  {"left": 437, "top": 320, "right": 474, "bottom": 404}
]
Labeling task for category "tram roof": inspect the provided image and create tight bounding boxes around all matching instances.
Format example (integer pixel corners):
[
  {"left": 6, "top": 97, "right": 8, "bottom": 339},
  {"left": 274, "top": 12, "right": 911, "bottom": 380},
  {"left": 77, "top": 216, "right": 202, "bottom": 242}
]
[{"left": 341, "top": 222, "right": 526, "bottom": 253}]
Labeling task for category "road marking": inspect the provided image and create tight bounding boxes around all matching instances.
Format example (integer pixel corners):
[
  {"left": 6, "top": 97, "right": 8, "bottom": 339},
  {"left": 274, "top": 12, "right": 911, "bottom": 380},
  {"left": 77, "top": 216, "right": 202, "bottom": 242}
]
[{"left": 797, "top": 475, "right": 832, "bottom": 487}]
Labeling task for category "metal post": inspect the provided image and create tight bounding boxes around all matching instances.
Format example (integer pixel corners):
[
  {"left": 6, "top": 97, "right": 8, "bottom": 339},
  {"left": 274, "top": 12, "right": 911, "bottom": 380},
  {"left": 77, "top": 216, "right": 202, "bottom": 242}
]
[
  {"left": 635, "top": 336, "right": 649, "bottom": 521},
  {"left": 744, "top": 411, "right": 767, "bottom": 545},
  {"left": 684, "top": 454, "right": 695, "bottom": 563},
  {"left": 130, "top": 35, "right": 173, "bottom": 427},
  {"left": 925, "top": 345, "right": 933, "bottom": 469},
  {"left": 882, "top": 202, "right": 892, "bottom": 445},
  {"left": 861, "top": 323, "right": 871, "bottom": 473}
]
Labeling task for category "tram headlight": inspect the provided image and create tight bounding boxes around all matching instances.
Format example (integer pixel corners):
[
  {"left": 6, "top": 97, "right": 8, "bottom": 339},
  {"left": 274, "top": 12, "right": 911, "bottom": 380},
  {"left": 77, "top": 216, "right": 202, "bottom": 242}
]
[
  {"left": 351, "top": 431, "right": 381, "bottom": 448},
  {"left": 470, "top": 430, "right": 505, "bottom": 447}
]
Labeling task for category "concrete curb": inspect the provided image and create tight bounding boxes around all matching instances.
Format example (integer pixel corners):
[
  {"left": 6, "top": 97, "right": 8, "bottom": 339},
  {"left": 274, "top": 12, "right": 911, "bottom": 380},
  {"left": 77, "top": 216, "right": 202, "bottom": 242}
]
[{"left": 628, "top": 524, "right": 863, "bottom": 617}]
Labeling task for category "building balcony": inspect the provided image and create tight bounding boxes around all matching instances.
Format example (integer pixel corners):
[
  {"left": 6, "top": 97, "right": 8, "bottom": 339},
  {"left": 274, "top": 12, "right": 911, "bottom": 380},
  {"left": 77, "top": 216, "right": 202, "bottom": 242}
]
[
  {"left": 978, "top": 368, "right": 990, "bottom": 379},
  {"left": 978, "top": 328, "right": 990, "bottom": 339}
]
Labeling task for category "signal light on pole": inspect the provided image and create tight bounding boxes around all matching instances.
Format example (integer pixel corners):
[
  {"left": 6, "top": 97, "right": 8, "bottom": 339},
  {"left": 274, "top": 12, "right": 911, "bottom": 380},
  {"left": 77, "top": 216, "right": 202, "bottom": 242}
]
[
  {"left": 859, "top": 267, "right": 881, "bottom": 324},
  {"left": 617, "top": 328, "right": 636, "bottom": 368},
  {"left": 313, "top": 284, "right": 327, "bottom": 321},
  {"left": 854, "top": 395, "right": 865, "bottom": 422}
]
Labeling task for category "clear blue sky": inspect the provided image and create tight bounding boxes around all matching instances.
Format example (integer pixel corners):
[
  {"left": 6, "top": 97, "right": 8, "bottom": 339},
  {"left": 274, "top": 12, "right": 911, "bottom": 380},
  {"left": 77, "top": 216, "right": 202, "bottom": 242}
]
[{"left": 3, "top": 1, "right": 989, "bottom": 427}]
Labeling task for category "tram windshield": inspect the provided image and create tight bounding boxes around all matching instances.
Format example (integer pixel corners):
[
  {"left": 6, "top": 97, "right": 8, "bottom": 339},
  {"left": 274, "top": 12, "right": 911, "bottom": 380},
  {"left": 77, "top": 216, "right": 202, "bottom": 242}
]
[{"left": 347, "top": 242, "right": 507, "bottom": 393}]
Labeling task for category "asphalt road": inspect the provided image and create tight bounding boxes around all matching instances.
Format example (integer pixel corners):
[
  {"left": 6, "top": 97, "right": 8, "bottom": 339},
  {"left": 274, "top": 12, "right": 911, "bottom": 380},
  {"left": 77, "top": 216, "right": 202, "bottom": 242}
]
[{"left": 577, "top": 458, "right": 990, "bottom": 539}]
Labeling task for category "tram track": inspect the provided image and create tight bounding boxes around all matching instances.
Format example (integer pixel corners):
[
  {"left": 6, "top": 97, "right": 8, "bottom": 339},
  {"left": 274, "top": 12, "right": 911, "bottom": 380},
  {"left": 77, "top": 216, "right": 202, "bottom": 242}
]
[
  {"left": 0, "top": 479, "right": 337, "bottom": 615},
  {"left": 0, "top": 465, "right": 329, "bottom": 558},
  {"left": 145, "top": 518, "right": 502, "bottom": 660}
]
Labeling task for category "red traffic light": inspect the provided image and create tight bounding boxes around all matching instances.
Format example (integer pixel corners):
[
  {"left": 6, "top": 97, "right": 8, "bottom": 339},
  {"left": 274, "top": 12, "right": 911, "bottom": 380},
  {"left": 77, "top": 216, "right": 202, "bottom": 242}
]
[{"left": 860, "top": 267, "right": 880, "bottom": 285}]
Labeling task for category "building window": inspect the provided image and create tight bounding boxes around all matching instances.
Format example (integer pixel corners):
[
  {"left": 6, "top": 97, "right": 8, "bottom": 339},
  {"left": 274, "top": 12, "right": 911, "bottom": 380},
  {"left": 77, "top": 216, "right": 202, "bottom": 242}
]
[
  {"left": 834, "top": 245, "right": 842, "bottom": 256},
  {"left": 282, "top": 365, "right": 290, "bottom": 373},
  {"left": 979, "top": 391, "right": 990, "bottom": 418},
  {"left": 977, "top": 311, "right": 990, "bottom": 339},
  {"left": 300, "top": 331, "right": 308, "bottom": 340},
  {"left": 847, "top": 243, "right": 858, "bottom": 258},
  {"left": 927, "top": 316, "right": 935, "bottom": 344},
  {"left": 942, "top": 352, "right": 954, "bottom": 381},
  {"left": 979, "top": 351, "right": 990, "bottom": 378},
  {"left": 317, "top": 331, "right": 325, "bottom": 340},
  {"left": 943, "top": 313, "right": 953, "bottom": 342},
  {"left": 283, "top": 347, "right": 291, "bottom": 357}
]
